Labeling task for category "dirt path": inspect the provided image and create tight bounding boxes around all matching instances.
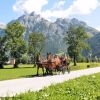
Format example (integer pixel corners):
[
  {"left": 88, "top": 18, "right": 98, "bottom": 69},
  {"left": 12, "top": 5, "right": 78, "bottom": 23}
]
[{"left": 0, "top": 67, "right": 100, "bottom": 97}]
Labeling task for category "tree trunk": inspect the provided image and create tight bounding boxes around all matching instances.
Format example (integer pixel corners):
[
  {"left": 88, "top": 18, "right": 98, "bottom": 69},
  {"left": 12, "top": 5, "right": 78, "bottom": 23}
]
[
  {"left": 13, "top": 62, "right": 18, "bottom": 68},
  {"left": 73, "top": 55, "right": 77, "bottom": 66},
  {"left": 0, "top": 63, "right": 4, "bottom": 69}
]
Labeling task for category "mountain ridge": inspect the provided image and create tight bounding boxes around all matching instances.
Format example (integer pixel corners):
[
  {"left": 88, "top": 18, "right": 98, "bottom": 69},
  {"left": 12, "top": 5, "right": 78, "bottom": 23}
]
[
  {"left": 0, "top": 12, "right": 100, "bottom": 56},
  {"left": 17, "top": 12, "right": 100, "bottom": 54}
]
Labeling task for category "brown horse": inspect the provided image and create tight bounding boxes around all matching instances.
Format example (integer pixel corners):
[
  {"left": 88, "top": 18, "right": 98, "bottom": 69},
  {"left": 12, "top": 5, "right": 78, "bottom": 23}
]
[
  {"left": 36, "top": 53, "right": 48, "bottom": 76},
  {"left": 36, "top": 53, "right": 56, "bottom": 76},
  {"left": 36, "top": 61, "right": 48, "bottom": 76}
]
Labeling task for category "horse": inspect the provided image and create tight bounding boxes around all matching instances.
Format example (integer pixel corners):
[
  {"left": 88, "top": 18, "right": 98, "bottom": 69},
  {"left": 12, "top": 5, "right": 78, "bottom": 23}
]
[
  {"left": 36, "top": 53, "right": 57, "bottom": 75},
  {"left": 36, "top": 53, "right": 49, "bottom": 76},
  {"left": 36, "top": 61, "right": 48, "bottom": 76}
]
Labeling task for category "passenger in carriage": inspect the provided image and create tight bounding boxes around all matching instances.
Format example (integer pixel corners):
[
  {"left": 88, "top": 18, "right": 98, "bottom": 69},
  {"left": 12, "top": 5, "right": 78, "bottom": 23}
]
[
  {"left": 47, "top": 52, "right": 55, "bottom": 63},
  {"left": 54, "top": 55, "right": 61, "bottom": 65},
  {"left": 62, "top": 56, "right": 67, "bottom": 65},
  {"left": 63, "top": 55, "right": 71, "bottom": 73}
]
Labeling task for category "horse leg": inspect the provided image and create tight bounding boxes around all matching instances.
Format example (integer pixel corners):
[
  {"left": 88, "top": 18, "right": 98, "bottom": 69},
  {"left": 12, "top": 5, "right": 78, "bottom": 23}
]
[
  {"left": 37, "top": 66, "right": 39, "bottom": 76},
  {"left": 42, "top": 67, "right": 45, "bottom": 76},
  {"left": 46, "top": 68, "right": 49, "bottom": 75},
  {"left": 50, "top": 69, "right": 53, "bottom": 75}
]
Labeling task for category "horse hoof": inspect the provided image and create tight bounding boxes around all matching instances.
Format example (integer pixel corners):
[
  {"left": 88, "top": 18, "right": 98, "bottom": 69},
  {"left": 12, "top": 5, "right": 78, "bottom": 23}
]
[
  {"left": 68, "top": 71, "right": 70, "bottom": 74},
  {"left": 43, "top": 74, "right": 45, "bottom": 76}
]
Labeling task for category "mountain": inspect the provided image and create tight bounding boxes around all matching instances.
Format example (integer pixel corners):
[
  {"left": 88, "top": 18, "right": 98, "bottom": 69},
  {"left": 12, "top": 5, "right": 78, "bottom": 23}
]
[
  {"left": 1, "top": 12, "right": 100, "bottom": 56},
  {"left": 16, "top": 12, "right": 99, "bottom": 54},
  {"left": 17, "top": 12, "right": 67, "bottom": 53},
  {"left": 0, "top": 23, "right": 6, "bottom": 36},
  {"left": 88, "top": 33, "right": 100, "bottom": 57},
  {"left": 55, "top": 18, "right": 99, "bottom": 36}
]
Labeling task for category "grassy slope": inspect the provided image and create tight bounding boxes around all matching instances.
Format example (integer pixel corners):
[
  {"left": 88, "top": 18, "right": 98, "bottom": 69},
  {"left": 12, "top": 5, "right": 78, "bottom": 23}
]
[
  {"left": 4, "top": 73, "right": 100, "bottom": 100},
  {"left": 0, "top": 63, "right": 100, "bottom": 81}
]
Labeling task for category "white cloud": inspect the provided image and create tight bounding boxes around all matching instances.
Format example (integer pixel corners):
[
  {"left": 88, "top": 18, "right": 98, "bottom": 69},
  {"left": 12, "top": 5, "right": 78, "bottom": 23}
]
[
  {"left": 95, "top": 26, "right": 100, "bottom": 31},
  {"left": 68, "top": 0, "right": 100, "bottom": 15},
  {"left": 13, "top": 0, "right": 100, "bottom": 20},
  {"left": 13, "top": 0, "right": 48, "bottom": 14},
  {"left": 52, "top": 0, "right": 66, "bottom": 10},
  {"left": 41, "top": 10, "right": 68, "bottom": 19},
  {"left": 40, "top": 0, "right": 69, "bottom": 19},
  {"left": 0, "top": 21, "right": 5, "bottom": 25},
  {"left": 41, "top": 0, "right": 100, "bottom": 20}
]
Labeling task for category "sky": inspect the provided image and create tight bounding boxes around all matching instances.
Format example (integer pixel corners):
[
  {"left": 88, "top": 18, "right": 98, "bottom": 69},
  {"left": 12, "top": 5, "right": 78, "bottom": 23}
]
[{"left": 0, "top": 0, "right": 100, "bottom": 31}]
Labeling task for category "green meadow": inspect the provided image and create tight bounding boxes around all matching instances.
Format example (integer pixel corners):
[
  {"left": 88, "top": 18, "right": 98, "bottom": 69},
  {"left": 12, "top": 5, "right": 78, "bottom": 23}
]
[{"left": 0, "top": 63, "right": 100, "bottom": 81}]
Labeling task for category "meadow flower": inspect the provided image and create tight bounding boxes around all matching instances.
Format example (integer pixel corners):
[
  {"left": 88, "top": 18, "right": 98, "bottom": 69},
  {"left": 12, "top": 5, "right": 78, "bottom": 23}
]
[{"left": 92, "top": 75, "right": 95, "bottom": 78}]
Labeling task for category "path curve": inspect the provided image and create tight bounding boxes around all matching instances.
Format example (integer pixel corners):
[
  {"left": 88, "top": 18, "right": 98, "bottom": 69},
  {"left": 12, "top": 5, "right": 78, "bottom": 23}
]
[{"left": 0, "top": 67, "right": 100, "bottom": 97}]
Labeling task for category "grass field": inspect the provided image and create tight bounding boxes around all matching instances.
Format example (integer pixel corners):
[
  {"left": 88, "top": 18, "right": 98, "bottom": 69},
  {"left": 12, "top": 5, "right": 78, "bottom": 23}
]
[
  {"left": 0, "top": 64, "right": 43, "bottom": 81},
  {"left": 69, "top": 62, "right": 100, "bottom": 70},
  {"left": 2, "top": 72, "right": 100, "bottom": 100},
  {"left": 0, "top": 63, "right": 100, "bottom": 81}
]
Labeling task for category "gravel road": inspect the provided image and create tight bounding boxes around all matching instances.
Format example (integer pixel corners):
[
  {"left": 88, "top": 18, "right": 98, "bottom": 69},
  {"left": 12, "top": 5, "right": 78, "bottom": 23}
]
[{"left": 0, "top": 67, "right": 100, "bottom": 97}]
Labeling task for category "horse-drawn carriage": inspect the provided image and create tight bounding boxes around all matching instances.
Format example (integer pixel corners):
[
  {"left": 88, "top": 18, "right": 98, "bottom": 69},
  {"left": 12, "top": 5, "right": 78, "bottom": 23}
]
[{"left": 36, "top": 53, "right": 70, "bottom": 76}]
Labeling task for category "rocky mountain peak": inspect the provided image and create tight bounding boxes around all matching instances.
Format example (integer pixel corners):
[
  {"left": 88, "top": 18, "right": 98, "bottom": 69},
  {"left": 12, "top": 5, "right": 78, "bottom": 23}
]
[{"left": 0, "top": 12, "right": 100, "bottom": 55}]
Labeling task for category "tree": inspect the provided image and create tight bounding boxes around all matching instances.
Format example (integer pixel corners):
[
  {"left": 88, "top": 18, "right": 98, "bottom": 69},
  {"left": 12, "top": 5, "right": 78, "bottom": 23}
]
[
  {"left": 5, "top": 21, "right": 27, "bottom": 68},
  {"left": 0, "top": 36, "right": 8, "bottom": 68},
  {"left": 28, "top": 32, "right": 45, "bottom": 64},
  {"left": 20, "top": 53, "right": 29, "bottom": 64},
  {"left": 64, "top": 26, "right": 89, "bottom": 66}
]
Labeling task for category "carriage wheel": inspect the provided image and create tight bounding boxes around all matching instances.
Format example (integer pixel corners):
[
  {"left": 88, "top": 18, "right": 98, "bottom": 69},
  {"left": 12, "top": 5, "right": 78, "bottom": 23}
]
[{"left": 62, "top": 67, "right": 66, "bottom": 74}]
